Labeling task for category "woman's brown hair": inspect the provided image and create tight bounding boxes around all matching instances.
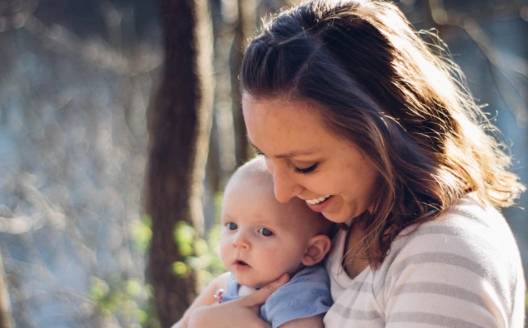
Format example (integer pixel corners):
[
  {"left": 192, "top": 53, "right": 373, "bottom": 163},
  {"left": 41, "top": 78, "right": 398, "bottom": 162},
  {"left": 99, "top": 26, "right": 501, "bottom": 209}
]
[{"left": 240, "top": 0, "right": 525, "bottom": 267}]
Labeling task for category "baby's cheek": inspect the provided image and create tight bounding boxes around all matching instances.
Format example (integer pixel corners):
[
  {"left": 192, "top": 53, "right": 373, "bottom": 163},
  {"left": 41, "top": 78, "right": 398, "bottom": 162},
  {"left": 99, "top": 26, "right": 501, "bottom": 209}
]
[
  {"left": 218, "top": 242, "right": 230, "bottom": 263},
  {"left": 259, "top": 240, "right": 282, "bottom": 252},
  {"left": 260, "top": 243, "right": 291, "bottom": 263}
]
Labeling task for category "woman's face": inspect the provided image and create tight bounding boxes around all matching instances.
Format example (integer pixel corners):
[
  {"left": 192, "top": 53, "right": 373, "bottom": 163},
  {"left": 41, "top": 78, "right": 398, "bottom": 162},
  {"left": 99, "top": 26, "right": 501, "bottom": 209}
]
[{"left": 242, "top": 94, "right": 380, "bottom": 224}]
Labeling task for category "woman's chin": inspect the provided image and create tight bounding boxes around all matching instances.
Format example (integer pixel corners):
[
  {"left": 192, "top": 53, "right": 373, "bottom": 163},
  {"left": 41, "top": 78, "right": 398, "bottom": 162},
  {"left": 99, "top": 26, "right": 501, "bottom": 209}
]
[
  {"left": 322, "top": 201, "right": 366, "bottom": 224},
  {"left": 321, "top": 208, "right": 350, "bottom": 224}
]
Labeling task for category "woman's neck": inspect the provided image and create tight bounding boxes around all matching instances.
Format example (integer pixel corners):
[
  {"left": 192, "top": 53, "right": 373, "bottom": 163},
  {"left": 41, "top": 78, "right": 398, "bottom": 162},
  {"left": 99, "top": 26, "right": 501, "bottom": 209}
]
[{"left": 343, "top": 225, "right": 370, "bottom": 278}]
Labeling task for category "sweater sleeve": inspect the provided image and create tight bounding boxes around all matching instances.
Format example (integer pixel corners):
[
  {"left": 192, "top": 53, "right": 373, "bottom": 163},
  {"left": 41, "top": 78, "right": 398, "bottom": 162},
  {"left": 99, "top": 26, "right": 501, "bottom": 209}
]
[{"left": 382, "top": 206, "right": 524, "bottom": 328}]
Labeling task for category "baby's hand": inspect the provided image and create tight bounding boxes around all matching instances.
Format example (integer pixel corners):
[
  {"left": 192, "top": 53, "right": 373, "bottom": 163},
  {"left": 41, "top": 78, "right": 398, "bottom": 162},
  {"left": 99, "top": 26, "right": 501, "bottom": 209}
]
[
  {"left": 213, "top": 288, "right": 224, "bottom": 303},
  {"left": 188, "top": 274, "right": 289, "bottom": 328}
]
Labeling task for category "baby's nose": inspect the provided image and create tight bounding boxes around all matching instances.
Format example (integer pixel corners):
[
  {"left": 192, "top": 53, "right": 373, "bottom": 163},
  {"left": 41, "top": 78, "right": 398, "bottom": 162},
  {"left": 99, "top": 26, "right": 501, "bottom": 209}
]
[{"left": 232, "top": 233, "right": 250, "bottom": 249}]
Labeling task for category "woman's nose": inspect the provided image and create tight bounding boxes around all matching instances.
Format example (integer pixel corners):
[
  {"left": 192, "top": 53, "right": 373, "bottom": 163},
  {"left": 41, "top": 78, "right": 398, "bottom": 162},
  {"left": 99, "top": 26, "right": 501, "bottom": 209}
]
[{"left": 268, "top": 163, "right": 301, "bottom": 203}]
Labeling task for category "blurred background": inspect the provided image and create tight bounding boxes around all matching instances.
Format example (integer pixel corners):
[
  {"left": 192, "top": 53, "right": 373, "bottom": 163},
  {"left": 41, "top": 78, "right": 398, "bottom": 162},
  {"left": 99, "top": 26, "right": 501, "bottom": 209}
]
[{"left": 0, "top": 0, "right": 526, "bottom": 327}]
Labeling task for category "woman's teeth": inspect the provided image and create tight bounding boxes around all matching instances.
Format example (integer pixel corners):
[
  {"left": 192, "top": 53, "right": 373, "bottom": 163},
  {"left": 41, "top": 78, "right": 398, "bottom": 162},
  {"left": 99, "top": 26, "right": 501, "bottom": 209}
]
[{"left": 305, "top": 195, "right": 331, "bottom": 205}]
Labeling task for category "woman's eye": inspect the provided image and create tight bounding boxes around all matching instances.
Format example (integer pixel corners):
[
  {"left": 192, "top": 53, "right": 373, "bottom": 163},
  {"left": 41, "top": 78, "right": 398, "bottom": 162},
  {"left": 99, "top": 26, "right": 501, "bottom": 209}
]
[
  {"left": 226, "top": 222, "right": 238, "bottom": 230},
  {"left": 258, "top": 227, "right": 273, "bottom": 237},
  {"left": 294, "top": 163, "right": 318, "bottom": 174},
  {"left": 255, "top": 149, "right": 266, "bottom": 157}
]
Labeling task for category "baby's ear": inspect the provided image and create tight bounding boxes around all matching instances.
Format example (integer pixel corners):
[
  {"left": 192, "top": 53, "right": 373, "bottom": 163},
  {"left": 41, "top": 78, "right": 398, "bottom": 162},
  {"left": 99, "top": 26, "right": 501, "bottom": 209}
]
[{"left": 302, "top": 234, "right": 332, "bottom": 266}]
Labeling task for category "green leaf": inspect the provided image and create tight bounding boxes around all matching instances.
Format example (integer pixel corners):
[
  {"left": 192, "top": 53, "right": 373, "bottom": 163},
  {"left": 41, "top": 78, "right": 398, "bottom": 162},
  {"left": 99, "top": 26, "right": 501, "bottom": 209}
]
[
  {"left": 193, "top": 239, "right": 208, "bottom": 256},
  {"left": 89, "top": 277, "right": 109, "bottom": 302},
  {"left": 125, "top": 279, "right": 143, "bottom": 297},
  {"left": 174, "top": 222, "right": 196, "bottom": 256},
  {"left": 131, "top": 217, "right": 152, "bottom": 251},
  {"left": 171, "top": 261, "right": 189, "bottom": 277}
]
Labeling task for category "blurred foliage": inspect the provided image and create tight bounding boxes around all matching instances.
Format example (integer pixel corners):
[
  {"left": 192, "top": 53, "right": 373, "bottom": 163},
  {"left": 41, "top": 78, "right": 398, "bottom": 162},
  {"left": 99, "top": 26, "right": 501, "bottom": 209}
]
[
  {"left": 132, "top": 215, "right": 153, "bottom": 252},
  {"left": 172, "top": 215, "right": 225, "bottom": 289},
  {"left": 89, "top": 276, "right": 152, "bottom": 327},
  {"left": 168, "top": 190, "right": 226, "bottom": 288},
  {"left": 89, "top": 208, "right": 225, "bottom": 327}
]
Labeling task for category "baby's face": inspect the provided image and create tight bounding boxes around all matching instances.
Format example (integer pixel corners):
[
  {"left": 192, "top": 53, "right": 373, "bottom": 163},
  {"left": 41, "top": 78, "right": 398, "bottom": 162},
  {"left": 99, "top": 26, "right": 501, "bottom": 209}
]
[{"left": 219, "top": 176, "right": 322, "bottom": 288}]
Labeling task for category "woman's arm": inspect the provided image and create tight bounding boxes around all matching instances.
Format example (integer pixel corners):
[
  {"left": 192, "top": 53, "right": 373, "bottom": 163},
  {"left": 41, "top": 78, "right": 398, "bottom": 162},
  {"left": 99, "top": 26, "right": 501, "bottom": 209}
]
[
  {"left": 188, "top": 274, "right": 289, "bottom": 328},
  {"left": 280, "top": 315, "right": 324, "bottom": 328}
]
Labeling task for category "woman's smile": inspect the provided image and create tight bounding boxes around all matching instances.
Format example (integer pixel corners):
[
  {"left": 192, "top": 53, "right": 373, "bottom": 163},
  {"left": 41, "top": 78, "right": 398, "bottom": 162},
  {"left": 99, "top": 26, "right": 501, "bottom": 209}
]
[{"left": 304, "top": 194, "right": 332, "bottom": 205}]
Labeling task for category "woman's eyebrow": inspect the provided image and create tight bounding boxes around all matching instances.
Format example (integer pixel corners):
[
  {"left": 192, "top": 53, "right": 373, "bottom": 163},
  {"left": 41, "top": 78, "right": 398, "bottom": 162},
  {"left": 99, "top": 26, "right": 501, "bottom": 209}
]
[{"left": 251, "top": 143, "right": 317, "bottom": 158}]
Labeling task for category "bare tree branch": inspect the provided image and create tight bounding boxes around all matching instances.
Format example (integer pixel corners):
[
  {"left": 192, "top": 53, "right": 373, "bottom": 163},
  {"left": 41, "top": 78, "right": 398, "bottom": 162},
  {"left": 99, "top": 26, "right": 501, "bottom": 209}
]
[
  {"left": 21, "top": 15, "right": 161, "bottom": 76},
  {"left": 428, "top": 0, "right": 528, "bottom": 122},
  {"left": 1, "top": 0, "right": 161, "bottom": 76}
]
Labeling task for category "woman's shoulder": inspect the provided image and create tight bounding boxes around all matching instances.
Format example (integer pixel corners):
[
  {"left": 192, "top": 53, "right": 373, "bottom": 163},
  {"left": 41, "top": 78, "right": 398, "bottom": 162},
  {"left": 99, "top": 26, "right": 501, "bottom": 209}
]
[
  {"left": 374, "top": 194, "right": 525, "bottom": 327},
  {"left": 379, "top": 193, "right": 523, "bottom": 293},
  {"left": 393, "top": 193, "right": 519, "bottom": 258}
]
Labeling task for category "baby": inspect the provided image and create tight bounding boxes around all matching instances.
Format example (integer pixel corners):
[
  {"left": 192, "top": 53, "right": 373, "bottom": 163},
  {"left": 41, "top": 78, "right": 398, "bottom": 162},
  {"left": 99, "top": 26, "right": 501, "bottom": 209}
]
[{"left": 175, "top": 157, "right": 334, "bottom": 328}]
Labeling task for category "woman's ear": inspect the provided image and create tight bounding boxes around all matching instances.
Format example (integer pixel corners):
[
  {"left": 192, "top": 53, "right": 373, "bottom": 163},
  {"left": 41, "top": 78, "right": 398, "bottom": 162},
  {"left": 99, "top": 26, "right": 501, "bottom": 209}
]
[{"left": 302, "top": 234, "right": 332, "bottom": 266}]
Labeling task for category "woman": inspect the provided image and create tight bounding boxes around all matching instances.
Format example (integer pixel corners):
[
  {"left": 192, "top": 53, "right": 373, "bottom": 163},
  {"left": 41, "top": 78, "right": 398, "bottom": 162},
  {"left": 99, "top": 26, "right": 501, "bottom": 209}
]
[{"left": 187, "top": 0, "right": 526, "bottom": 327}]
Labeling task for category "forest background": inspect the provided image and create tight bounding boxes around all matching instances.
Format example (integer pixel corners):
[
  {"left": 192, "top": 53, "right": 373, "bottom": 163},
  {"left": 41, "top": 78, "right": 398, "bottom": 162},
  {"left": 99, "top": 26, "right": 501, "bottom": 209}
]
[{"left": 0, "top": 0, "right": 527, "bottom": 327}]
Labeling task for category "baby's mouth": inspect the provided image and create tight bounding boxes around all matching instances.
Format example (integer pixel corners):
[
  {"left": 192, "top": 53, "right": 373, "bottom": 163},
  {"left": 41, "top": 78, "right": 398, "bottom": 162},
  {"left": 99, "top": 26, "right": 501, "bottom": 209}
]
[{"left": 234, "top": 259, "right": 250, "bottom": 267}]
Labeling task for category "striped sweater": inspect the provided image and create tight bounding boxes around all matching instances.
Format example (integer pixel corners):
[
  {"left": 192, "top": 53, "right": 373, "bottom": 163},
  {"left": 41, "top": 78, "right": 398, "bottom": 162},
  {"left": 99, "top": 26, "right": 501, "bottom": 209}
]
[{"left": 323, "top": 194, "right": 525, "bottom": 327}]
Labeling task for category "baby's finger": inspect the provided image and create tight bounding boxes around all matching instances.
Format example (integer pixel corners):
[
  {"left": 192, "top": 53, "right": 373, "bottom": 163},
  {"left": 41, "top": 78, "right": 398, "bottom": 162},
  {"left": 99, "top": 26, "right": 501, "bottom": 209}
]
[{"left": 237, "top": 274, "right": 289, "bottom": 308}]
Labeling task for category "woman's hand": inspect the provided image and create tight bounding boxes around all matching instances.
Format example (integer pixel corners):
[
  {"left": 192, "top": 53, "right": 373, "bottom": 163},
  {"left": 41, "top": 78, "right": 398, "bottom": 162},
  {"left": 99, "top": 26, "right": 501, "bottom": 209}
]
[{"left": 188, "top": 274, "right": 289, "bottom": 328}]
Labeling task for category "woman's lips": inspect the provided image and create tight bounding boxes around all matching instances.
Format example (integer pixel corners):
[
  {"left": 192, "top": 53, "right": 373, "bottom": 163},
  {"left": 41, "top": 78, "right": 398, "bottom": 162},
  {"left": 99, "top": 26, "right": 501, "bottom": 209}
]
[
  {"left": 306, "top": 195, "right": 333, "bottom": 212},
  {"left": 305, "top": 194, "right": 331, "bottom": 205}
]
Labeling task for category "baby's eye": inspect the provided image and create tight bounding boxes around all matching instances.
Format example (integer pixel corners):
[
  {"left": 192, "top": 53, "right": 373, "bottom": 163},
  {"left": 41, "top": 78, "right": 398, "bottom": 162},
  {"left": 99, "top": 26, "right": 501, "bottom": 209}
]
[
  {"left": 258, "top": 227, "right": 274, "bottom": 237},
  {"left": 226, "top": 222, "right": 238, "bottom": 230}
]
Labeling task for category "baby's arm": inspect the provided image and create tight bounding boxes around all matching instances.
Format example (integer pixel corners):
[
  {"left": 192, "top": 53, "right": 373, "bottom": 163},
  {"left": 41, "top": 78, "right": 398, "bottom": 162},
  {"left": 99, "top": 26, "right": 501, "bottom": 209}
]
[
  {"left": 172, "top": 272, "right": 230, "bottom": 328},
  {"left": 279, "top": 315, "right": 324, "bottom": 328}
]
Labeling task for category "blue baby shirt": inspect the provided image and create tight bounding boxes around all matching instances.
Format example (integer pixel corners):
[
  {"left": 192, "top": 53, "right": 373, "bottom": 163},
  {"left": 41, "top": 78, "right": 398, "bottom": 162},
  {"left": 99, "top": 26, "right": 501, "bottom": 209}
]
[{"left": 222, "top": 265, "right": 332, "bottom": 328}]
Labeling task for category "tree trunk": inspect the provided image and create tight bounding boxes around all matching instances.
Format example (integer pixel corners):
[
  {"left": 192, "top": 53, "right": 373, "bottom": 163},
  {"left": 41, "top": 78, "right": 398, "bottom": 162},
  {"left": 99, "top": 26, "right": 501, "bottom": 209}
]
[
  {"left": 230, "top": 0, "right": 256, "bottom": 166},
  {"left": 0, "top": 252, "right": 12, "bottom": 328},
  {"left": 146, "top": 0, "right": 213, "bottom": 326}
]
